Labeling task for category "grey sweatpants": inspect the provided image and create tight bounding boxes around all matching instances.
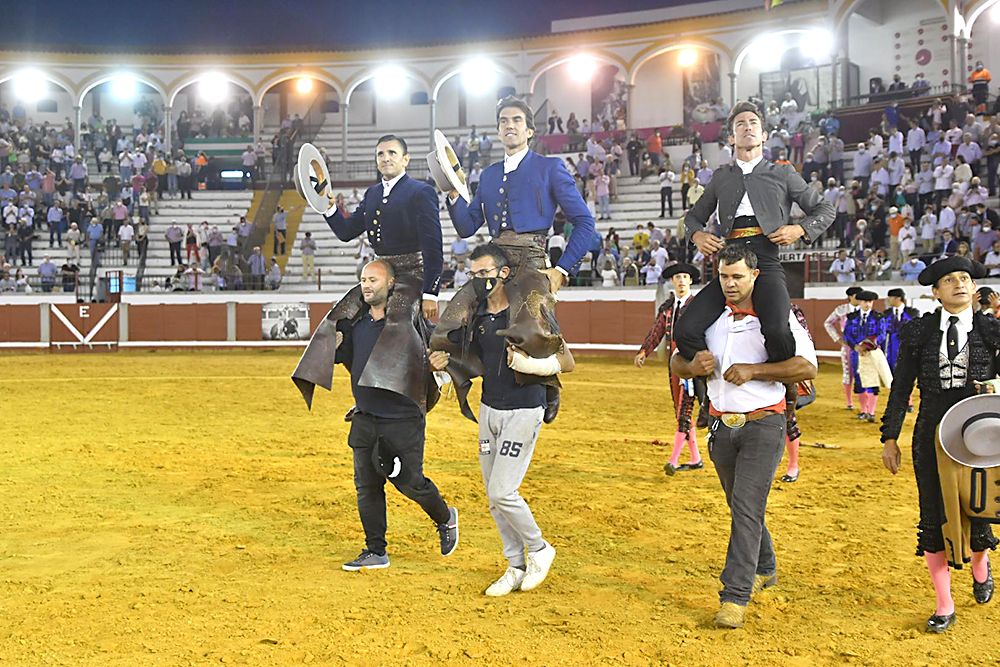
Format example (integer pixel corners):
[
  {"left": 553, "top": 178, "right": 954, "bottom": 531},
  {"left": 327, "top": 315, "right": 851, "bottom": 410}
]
[
  {"left": 478, "top": 404, "right": 546, "bottom": 568},
  {"left": 709, "top": 412, "right": 786, "bottom": 606}
]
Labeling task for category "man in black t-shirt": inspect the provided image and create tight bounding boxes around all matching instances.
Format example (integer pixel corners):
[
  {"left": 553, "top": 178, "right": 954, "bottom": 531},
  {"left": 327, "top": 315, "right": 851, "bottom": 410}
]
[
  {"left": 430, "top": 244, "right": 574, "bottom": 596},
  {"left": 335, "top": 259, "right": 458, "bottom": 572}
]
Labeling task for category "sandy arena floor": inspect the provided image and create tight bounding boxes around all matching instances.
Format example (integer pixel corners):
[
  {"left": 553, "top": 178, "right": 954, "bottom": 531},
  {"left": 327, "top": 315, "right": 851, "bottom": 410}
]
[{"left": 0, "top": 351, "right": 997, "bottom": 666}]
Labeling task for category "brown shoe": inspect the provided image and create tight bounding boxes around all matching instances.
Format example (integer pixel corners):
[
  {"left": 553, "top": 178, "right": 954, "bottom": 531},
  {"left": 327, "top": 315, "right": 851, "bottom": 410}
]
[{"left": 714, "top": 602, "right": 746, "bottom": 628}]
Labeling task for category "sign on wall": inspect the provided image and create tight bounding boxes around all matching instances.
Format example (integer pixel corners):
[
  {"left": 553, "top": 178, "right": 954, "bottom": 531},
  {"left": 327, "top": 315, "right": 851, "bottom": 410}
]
[
  {"left": 683, "top": 52, "right": 724, "bottom": 126},
  {"left": 262, "top": 302, "right": 310, "bottom": 341},
  {"left": 591, "top": 65, "right": 628, "bottom": 131}
]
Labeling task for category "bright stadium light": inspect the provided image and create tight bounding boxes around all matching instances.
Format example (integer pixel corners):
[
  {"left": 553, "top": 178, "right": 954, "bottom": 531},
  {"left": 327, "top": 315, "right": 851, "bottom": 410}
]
[
  {"left": 12, "top": 69, "right": 47, "bottom": 103},
  {"left": 567, "top": 55, "right": 597, "bottom": 82},
  {"left": 198, "top": 72, "right": 229, "bottom": 105},
  {"left": 295, "top": 76, "right": 314, "bottom": 94},
  {"left": 678, "top": 48, "right": 699, "bottom": 68},
  {"left": 373, "top": 65, "right": 408, "bottom": 99},
  {"left": 800, "top": 29, "right": 834, "bottom": 61},
  {"left": 752, "top": 38, "right": 783, "bottom": 71},
  {"left": 461, "top": 58, "right": 497, "bottom": 95},
  {"left": 109, "top": 74, "right": 137, "bottom": 101}
]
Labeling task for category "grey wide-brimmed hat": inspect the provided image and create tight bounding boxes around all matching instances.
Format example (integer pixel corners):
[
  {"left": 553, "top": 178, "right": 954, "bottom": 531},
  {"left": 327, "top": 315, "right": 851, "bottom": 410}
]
[
  {"left": 295, "top": 142, "right": 337, "bottom": 216},
  {"left": 938, "top": 394, "right": 1000, "bottom": 468}
]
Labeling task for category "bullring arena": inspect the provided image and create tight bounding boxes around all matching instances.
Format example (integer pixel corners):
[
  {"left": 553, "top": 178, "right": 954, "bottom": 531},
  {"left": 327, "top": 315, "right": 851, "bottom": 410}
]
[{"left": 2, "top": 0, "right": 1000, "bottom": 665}]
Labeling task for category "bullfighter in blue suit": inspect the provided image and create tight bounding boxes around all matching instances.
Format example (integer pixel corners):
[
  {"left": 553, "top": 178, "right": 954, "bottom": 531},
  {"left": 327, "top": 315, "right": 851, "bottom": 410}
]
[
  {"left": 843, "top": 290, "right": 886, "bottom": 422},
  {"left": 883, "top": 288, "right": 919, "bottom": 370},
  {"left": 430, "top": 97, "right": 596, "bottom": 422},
  {"left": 292, "top": 134, "right": 443, "bottom": 414}
]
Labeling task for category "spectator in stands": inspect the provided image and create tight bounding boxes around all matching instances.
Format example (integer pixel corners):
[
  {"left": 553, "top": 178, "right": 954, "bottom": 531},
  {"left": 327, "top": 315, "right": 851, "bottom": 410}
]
[
  {"left": 973, "top": 218, "right": 998, "bottom": 262},
  {"left": 37, "top": 254, "right": 56, "bottom": 292},
  {"left": 830, "top": 249, "right": 856, "bottom": 283},
  {"left": 118, "top": 219, "right": 134, "bottom": 265},
  {"left": 184, "top": 224, "right": 200, "bottom": 264},
  {"left": 887, "top": 74, "right": 907, "bottom": 93},
  {"left": 137, "top": 188, "right": 150, "bottom": 225},
  {"left": 906, "top": 119, "right": 926, "bottom": 174},
  {"left": 870, "top": 159, "right": 890, "bottom": 199},
  {"left": 640, "top": 257, "right": 662, "bottom": 285},
  {"left": 626, "top": 134, "right": 643, "bottom": 176},
  {"left": 953, "top": 159, "right": 972, "bottom": 191},
  {"left": 621, "top": 256, "right": 640, "bottom": 286},
  {"left": 600, "top": 259, "right": 618, "bottom": 287},
  {"left": 984, "top": 240, "right": 1000, "bottom": 277},
  {"left": 828, "top": 133, "right": 845, "bottom": 183},
  {"left": 985, "top": 133, "right": 999, "bottom": 196},
  {"left": 900, "top": 254, "right": 925, "bottom": 281},
  {"left": 236, "top": 216, "right": 252, "bottom": 253},
  {"left": 248, "top": 245, "right": 266, "bottom": 290},
  {"left": 887, "top": 152, "right": 905, "bottom": 192},
  {"left": 165, "top": 221, "right": 183, "bottom": 266},
  {"left": 864, "top": 248, "right": 891, "bottom": 281},
  {"left": 300, "top": 230, "right": 316, "bottom": 280},
  {"left": 265, "top": 258, "right": 282, "bottom": 290},
  {"left": 969, "top": 61, "right": 991, "bottom": 111},
  {"left": 938, "top": 229, "right": 958, "bottom": 257},
  {"left": 956, "top": 133, "right": 983, "bottom": 177},
  {"left": 566, "top": 113, "right": 579, "bottom": 136},
  {"left": 933, "top": 159, "right": 955, "bottom": 209},
  {"left": 468, "top": 163, "right": 482, "bottom": 196},
  {"left": 467, "top": 131, "right": 480, "bottom": 167},
  {"left": 68, "top": 156, "right": 88, "bottom": 195},
  {"left": 60, "top": 258, "right": 79, "bottom": 293},
  {"left": 779, "top": 93, "right": 798, "bottom": 126},
  {"left": 47, "top": 203, "right": 64, "bottom": 248},
  {"left": 647, "top": 130, "right": 663, "bottom": 167},
  {"left": 853, "top": 143, "right": 873, "bottom": 196},
  {"left": 595, "top": 170, "right": 611, "bottom": 220},
  {"left": 272, "top": 206, "right": 287, "bottom": 255},
  {"left": 580, "top": 117, "right": 591, "bottom": 135}
]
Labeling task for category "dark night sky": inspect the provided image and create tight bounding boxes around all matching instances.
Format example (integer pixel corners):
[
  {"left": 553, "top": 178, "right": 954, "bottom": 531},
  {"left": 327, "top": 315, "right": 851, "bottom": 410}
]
[{"left": 3, "top": 1, "right": 727, "bottom": 53}]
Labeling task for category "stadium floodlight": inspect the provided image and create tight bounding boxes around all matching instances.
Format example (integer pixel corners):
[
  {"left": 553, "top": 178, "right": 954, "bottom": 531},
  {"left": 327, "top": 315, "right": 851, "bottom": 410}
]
[
  {"left": 567, "top": 54, "right": 598, "bottom": 83},
  {"left": 109, "top": 74, "right": 137, "bottom": 101},
  {"left": 295, "top": 77, "right": 314, "bottom": 94},
  {"left": 12, "top": 69, "right": 47, "bottom": 103},
  {"left": 677, "top": 48, "right": 699, "bottom": 68},
  {"left": 198, "top": 72, "right": 229, "bottom": 105},
  {"left": 373, "top": 65, "right": 408, "bottom": 99},
  {"left": 800, "top": 29, "right": 834, "bottom": 61},
  {"left": 461, "top": 58, "right": 498, "bottom": 96},
  {"left": 992, "top": 2, "right": 1000, "bottom": 23},
  {"left": 751, "top": 37, "right": 783, "bottom": 71}
]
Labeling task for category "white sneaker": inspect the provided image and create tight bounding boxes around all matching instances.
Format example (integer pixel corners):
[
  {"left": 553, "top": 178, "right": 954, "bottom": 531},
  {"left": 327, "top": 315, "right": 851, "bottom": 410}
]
[
  {"left": 484, "top": 566, "right": 526, "bottom": 597},
  {"left": 520, "top": 543, "right": 556, "bottom": 591}
]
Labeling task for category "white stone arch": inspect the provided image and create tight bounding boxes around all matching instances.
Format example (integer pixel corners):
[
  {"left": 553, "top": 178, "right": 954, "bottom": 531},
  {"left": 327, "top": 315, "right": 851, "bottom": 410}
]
[
  {"left": 430, "top": 59, "right": 518, "bottom": 102},
  {"left": 343, "top": 65, "right": 431, "bottom": 105},
  {"left": 254, "top": 69, "right": 343, "bottom": 107},
  {"left": 167, "top": 71, "right": 256, "bottom": 108},
  {"left": 76, "top": 72, "right": 168, "bottom": 108},
  {"left": 732, "top": 28, "right": 830, "bottom": 75},
  {"left": 963, "top": 0, "right": 1000, "bottom": 37},
  {"left": 528, "top": 50, "right": 629, "bottom": 96},
  {"left": 628, "top": 40, "right": 732, "bottom": 86},
  {"left": 0, "top": 68, "right": 77, "bottom": 101}
]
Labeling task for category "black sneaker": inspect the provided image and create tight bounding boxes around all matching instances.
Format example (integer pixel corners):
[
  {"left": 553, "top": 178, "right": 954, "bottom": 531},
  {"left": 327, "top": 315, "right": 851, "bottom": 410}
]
[
  {"left": 677, "top": 461, "right": 704, "bottom": 471},
  {"left": 438, "top": 507, "right": 459, "bottom": 556},
  {"left": 973, "top": 562, "right": 993, "bottom": 604},
  {"left": 342, "top": 549, "right": 389, "bottom": 571}
]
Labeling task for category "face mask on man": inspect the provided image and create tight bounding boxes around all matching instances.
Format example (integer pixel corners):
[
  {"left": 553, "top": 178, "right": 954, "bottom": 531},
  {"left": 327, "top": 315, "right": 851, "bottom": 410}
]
[{"left": 472, "top": 274, "right": 503, "bottom": 301}]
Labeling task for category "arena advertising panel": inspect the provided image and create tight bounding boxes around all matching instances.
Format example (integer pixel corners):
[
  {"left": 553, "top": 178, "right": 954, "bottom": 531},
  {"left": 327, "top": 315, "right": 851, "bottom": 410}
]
[{"left": 262, "top": 302, "right": 310, "bottom": 340}]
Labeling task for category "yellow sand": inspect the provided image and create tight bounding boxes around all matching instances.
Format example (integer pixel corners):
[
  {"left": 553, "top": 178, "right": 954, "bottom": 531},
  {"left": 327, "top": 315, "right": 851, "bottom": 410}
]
[{"left": 0, "top": 352, "right": 996, "bottom": 666}]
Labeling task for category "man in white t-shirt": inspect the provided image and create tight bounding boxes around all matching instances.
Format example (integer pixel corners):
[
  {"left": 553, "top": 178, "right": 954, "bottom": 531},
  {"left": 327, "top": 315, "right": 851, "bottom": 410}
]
[
  {"left": 671, "top": 244, "right": 817, "bottom": 629},
  {"left": 650, "top": 240, "right": 668, "bottom": 270},
  {"left": 829, "top": 249, "right": 856, "bottom": 283},
  {"left": 118, "top": 220, "right": 135, "bottom": 266}
]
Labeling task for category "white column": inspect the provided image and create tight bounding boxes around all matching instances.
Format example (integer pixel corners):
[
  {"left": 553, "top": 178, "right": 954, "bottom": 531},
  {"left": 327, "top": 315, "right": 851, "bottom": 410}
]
[
  {"left": 163, "top": 106, "right": 173, "bottom": 152},
  {"left": 341, "top": 102, "right": 349, "bottom": 163},
  {"left": 428, "top": 98, "right": 436, "bottom": 147},
  {"left": 74, "top": 106, "right": 82, "bottom": 151},
  {"left": 253, "top": 104, "right": 262, "bottom": 147},
  {"left": 625, "top": 84, "right": 635, "bottom": 129},
  {"left": 728, "top": 72, "right": 738, "bottom": 106},
  {"left": 956, "top": 36, "right": 969, "bottom": 93}
]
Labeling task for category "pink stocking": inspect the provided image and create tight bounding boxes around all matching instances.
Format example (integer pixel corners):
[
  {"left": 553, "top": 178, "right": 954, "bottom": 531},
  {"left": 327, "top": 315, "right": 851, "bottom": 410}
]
[
  {"left": 686, "top": 428, "right": 701, "bottom": 465},
  {"left": 669, "top": 431, "right": 686, "bottom": 467},
  {"left": 924, "top": 552, "right": 954, "bottom": 615},
  {"left": 972, "top": 550, "right": 990, "bottom": 584},
  {"left": 786, "top": 436, "right": 800, "bottom": 475},
  {"left": 843, "top": 384, "right": 854, "bottom": 408},
  {"left": 854, "top": 393, "right": 864, "bottom": 410},
  {"left": 869, "top": 394, "right": 879, "bottom": 416}
]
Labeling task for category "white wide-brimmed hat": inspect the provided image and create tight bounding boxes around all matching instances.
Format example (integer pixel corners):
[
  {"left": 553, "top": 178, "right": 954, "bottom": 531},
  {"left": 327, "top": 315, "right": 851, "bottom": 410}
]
[
  {"left": 426, "top": 129, "right": 470, "bottom": 203},
  {"left": 938, "top": 394, "right": 1000, "bottom": 468},
  {"left": 295, "top": 143, "right": 336, "bottom": 216}
]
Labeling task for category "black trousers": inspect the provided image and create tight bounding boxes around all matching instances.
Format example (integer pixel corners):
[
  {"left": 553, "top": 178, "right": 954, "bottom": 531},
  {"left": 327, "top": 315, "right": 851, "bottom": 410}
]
[
  {"left": 675, "top": 235, "right": 794, "bottom": 363},
  {"left": 660, "top": 186, "right": 673, "bottom": 217},
  {"left": 348, "top": 413, "right": 450, "bottom": 555},
  {"left": 628, "top": 153, "right": 639, "bottom": 176}
]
